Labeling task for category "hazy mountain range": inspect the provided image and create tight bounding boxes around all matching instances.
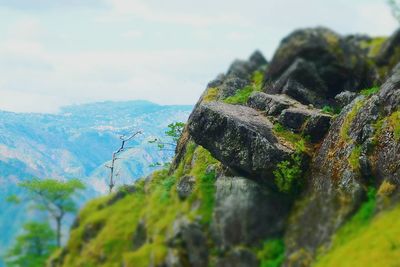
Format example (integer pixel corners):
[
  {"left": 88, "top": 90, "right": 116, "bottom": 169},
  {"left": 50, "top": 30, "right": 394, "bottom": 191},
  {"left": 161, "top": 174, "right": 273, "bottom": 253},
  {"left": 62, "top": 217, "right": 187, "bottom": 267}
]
[{"left": 0, "top": 100, "right": 192, "bottom": 263}]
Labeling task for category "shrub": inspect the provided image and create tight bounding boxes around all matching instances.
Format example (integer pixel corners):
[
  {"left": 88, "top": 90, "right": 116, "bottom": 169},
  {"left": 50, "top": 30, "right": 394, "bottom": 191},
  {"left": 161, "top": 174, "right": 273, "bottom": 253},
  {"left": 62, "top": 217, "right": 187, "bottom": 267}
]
[
  {"left": 274, "top": 153, "right": 303, "bottom": 193},
  {"left": 257, "top": 239, "right": 285, "bottom": 267}
]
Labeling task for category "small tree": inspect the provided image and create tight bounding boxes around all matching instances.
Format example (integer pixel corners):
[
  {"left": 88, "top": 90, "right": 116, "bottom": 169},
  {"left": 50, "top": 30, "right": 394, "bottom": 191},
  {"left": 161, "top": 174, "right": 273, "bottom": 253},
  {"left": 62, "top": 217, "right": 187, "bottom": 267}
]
[
  {"left": 148, "top": 122, "right": 185, "bottom": 166},
  {"left": 4, "top": 222, "right": 56, "bottom": 267},
  {"left": 388, "top": 0, "right": 400, "bottom": 22},
  {"left": 19, "top": 178, "right": 85, "bottom": 247},
  {"left": 105, "top": 131, "right": 142, "bottom": 193}
]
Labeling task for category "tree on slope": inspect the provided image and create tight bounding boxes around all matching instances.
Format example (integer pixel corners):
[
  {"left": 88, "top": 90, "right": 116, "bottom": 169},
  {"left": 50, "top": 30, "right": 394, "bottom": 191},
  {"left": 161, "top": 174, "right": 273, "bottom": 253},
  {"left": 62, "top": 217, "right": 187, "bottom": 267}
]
[
  {"left": 19, "top": 178, "right": 85, "bottom": 247},
  {"left": 4, "top": 222, "right": 56, "bottom": 267}
]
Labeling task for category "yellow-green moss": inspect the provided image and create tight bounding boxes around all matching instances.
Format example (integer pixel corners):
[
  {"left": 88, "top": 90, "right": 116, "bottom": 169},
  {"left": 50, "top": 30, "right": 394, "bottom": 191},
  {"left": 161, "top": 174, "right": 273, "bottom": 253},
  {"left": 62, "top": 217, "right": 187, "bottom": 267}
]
[
  {"left": 53, "top": 142, "right": 219, "bottom": 266},
  {"left": 203, "top": 87, "right": 219, "bottom": 103},
  {"left": 388, "top": 111, "right": 400, "bottom": 141},
  {"left": 359, "top": 37, "right": 387, "bottom": 58},
  {"left": 340, "top": 99, "right": 364, "bottom": 142},
  {"left": 348, "top": 145, "right": 362, "bottom": 171},
  {"left": 313, "top": 193, "right": 400, "bottom": 267}
]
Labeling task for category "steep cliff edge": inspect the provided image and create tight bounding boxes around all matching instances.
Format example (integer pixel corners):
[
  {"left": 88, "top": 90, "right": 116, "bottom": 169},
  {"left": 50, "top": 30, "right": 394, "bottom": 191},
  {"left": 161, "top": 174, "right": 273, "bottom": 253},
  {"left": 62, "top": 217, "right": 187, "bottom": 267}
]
[{"left": 49, "top": 27, "right": 400, "bottom": 267}]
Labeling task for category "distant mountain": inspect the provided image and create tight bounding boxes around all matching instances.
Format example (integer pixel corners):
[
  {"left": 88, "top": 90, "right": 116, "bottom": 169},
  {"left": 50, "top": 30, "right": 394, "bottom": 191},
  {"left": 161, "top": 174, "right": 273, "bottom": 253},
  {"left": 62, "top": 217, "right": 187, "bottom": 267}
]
[{"left": 0, "top": 100, "right": 192, "bottom": 263}]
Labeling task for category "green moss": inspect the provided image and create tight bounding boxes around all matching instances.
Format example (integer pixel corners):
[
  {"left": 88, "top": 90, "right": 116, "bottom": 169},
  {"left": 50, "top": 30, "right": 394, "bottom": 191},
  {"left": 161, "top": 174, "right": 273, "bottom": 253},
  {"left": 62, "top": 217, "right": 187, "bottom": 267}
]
[
  {"left": 360, "top": 86, "right": 380, "bottom": 97},
  {"left": 224, "top": 86, "right": 255, "bottom": 104},
  {"left": 224, "top": 70, "right": 264, "bottom": 104},
  {"left": 203, "top": 87, "right": 219, "bottom": 103},
  {"left": 53, "top": 142, "right": 219, "bottom": 266},
  {"left": 321, "top": 106, "right": 340, "bottom": 115},
  {"left": 257, "top": 239, "right": 285, "bottom": 267},
  {"left": 340, "top": 99, "right": 364, "bottom": 142},
  {"left": 388, "top": 111, "right": 400, "bottom": 141},
  {"left": 359, "top": 37, "right": 387, "bottom": 58},
  {"left": 273, "top": 123, "right": 304, "bottom": 146},
  {"left": 348, "top": 145, "right": 362, "bottom": 171}
]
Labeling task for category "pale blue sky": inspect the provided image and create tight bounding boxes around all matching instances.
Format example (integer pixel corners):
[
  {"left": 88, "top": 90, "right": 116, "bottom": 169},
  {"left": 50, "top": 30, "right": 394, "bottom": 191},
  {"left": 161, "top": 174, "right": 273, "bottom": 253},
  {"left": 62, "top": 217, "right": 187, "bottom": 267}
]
[{"left": 0, "top": 0, "right": 397, "bottom": 113}]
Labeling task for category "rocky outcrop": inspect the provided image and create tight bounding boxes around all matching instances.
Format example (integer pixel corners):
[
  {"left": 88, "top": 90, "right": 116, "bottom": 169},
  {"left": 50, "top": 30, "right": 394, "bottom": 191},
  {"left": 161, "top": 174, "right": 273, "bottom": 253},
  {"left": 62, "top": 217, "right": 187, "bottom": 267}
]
[
  {"left": 188, "top": 102, "right": 293, "bottom": 181},
  {"left": 284, "top": 67, "right": 400, "bottom": 265},
  {"left": 211, "top": 176, "right": 291, "bottom": 250},
  {"left": 52, "top": 26, "right": 400, "bottom": 267},
  {"left": 264, "top": 27, "right": 375, "bottom": 106}
]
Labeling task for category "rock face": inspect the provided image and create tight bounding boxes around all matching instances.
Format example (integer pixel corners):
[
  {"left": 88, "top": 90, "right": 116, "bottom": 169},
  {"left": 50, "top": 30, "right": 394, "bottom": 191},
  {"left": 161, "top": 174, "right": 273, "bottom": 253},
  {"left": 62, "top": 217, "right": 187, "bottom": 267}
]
[
  {"left": 212, "top": 176, "right": 291, "bottom": 250},
  {"left": 52, "top": 27, "right": 400, "bottom": 267},
  {"left": 264, "top": 27, "right": 374, "bottom": 106},
  {"left": 188, "top": 102, "right": 293, "bottom": 181}
]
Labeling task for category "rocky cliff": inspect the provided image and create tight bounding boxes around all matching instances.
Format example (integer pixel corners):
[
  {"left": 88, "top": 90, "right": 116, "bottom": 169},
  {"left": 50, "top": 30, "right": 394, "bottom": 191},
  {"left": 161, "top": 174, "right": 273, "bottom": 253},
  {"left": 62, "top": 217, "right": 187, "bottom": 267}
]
[{"left": 49, "top": 27, "right": 400, "bottom": 267}]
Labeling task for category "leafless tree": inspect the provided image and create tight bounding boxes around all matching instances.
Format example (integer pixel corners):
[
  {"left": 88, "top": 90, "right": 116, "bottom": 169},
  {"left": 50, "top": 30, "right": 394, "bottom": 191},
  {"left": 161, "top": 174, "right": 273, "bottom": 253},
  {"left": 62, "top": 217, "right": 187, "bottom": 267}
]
[{"left": 105, "top": 131, "right": 142, "bottom": 193}]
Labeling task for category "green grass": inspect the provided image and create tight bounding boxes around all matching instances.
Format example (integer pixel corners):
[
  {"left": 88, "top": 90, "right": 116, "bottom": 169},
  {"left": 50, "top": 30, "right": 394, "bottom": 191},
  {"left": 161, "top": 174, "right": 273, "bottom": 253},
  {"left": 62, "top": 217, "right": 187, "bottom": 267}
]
[
  {"left": 322, "top": 106, "right": 340, "bottom": 115},
  {"left": 312, "top": 190, "right": 400, "bottom": 267},
  {"left": 257, "top": 239, "right": 285, "bottom": 267},
  {"left": 224, "top": 86, "right": 255, "bottom": 104},
  {"left": 360, "top": 87, "right": 379, "bottom": 97},
  {"left": 224, "top": 70, "right": 264, "bottom": 104},
  {"left": 52, "top": 142, "right": 219, "bottom": 266}
]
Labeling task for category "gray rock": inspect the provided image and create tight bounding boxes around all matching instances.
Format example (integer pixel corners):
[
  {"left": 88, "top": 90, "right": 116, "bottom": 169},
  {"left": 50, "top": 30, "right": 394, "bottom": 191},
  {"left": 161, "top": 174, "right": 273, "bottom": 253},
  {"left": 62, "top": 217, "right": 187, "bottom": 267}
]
[
  {"left": 216, "top": 248, "right": 259, "bottom": 267},
  {"left": 212, "top": 176, "right": 291, "bottom": 249},
  {"left": 176, "top": 175, "right": 196, "bottom": 200},
  {"left": 303, "top": 113, "right": 332, "bottom": 143},
  {"left": 247, "top": 92, "right": 295, "bottom": 116},
  {"left": 278, "top": 108, "right": 313, "bottom": 132},
  {"left": 376, "top": 29, "right": 400, "bottom": 72},
  {"left": 188, "top": 102, "right": 293, "bottom": 181},
  {"left": 167, "top": 219, "right": 208, "bottom": 267},
  {"left": 335, "top": 91, "right": 357, "bottom": 108},
  {"left": 264, "top": 27, "right": 374, "bottom": 105},
  {"left": 207, "top": 74, "right": 226, "bottom": 88},
  {"left": 132, "top": 220, "right": 147, "bottom": 250},
  {"left": 218, "top": 77, "right": 249, "bottom": 99}
]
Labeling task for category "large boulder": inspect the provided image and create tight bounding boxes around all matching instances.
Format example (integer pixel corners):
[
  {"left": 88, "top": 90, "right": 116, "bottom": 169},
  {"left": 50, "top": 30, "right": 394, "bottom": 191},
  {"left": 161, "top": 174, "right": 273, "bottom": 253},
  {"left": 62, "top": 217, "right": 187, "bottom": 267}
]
[
  {"left": 187, "top": 102, "right": 293, "bottom": 181},
  {"left": 212, "top": 176, "right": 291, "bottom": 250},
  {"left": 376, "top": 29, "right": 400, "bottom": 74},
  {"left": 284, "top": 68, "right": 400, "bottom": 266},
  {"left": 264, "top": 27, "right": 374, "bottom": 106},
  {"left": 227, "top": 50, "right": 268, "bottom": 80}
]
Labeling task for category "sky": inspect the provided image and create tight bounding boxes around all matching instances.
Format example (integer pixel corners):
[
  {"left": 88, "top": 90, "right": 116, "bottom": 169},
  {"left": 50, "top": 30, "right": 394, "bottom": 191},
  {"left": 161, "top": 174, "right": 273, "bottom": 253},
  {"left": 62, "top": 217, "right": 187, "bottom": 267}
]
[{"left": 0, "top": 0, "right": 397, "bottom": 113}]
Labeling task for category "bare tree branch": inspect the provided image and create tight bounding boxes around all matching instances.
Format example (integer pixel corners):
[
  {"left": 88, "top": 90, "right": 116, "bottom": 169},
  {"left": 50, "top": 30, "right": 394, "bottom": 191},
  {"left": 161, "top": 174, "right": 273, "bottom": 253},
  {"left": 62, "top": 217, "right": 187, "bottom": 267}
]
[{"left": 106, "top": 130, "right": 142, "bottom": 193}]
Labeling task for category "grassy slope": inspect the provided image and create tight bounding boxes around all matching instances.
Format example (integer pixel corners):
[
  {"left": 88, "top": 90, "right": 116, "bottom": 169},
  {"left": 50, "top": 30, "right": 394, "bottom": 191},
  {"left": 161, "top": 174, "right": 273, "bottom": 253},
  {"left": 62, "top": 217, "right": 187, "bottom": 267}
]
[
  {"left": 52, "top": 143, "right": 219, "bottom": 267},
  {"left": 314, "top": 203, "right": 400, "bottom": 267}
]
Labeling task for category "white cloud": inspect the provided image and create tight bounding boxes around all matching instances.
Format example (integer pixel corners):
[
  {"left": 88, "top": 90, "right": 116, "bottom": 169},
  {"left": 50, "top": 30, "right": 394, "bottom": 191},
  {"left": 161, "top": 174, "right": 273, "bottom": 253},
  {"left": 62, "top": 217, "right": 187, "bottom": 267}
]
[
  {"left": 104, "top": 0, "right": 248, "bottom": 27},
  {"left": 121, "top": 30, "right": 143, "bottom": 39}
]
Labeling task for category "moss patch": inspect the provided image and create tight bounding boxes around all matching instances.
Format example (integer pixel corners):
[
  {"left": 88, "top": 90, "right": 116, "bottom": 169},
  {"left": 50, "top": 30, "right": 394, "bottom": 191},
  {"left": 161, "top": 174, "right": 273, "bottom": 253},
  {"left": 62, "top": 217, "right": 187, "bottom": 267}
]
[
  {"left": 53, "top": 142, "right": 219, "bottom": 266},
  {"left": 313, "top": 190, "right": 400, "bottom": 267},
  {"left": 203, "top": 87, "right": 219, "bottom": 103},
  {"left": 224, "top": 70, "right": 264, "bottom": 104},
  {"left": 340, "top": 99, "right": 365, "bottom": 142},
  {"left": 257, "top": 239, "right": 285, "bottom": 267}
]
